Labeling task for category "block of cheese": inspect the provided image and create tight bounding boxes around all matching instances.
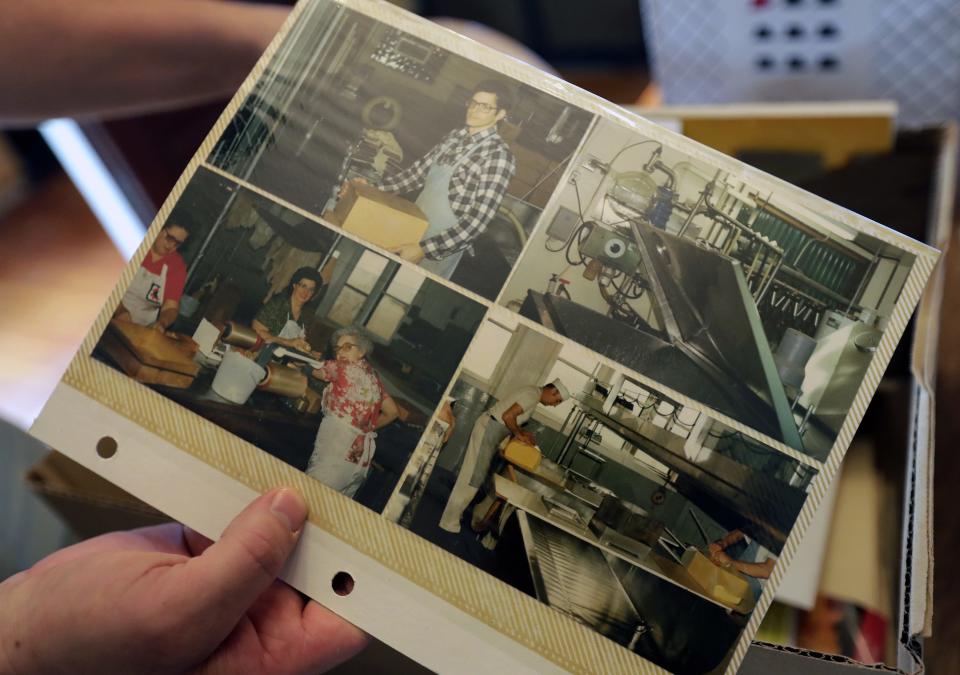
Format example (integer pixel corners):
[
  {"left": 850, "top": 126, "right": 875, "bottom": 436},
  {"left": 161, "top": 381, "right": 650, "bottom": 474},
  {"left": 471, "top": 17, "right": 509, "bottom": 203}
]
[
  {"left": 327, "top": 182, "right": 429, "bottom": 250},
  {"left": 502, "top": 439, "right": 542, "bottom": 472},
  {"left": 100, "top": 321, "right": 199, "bottom": 389},
  {"left": 681, "top": 548, "right": 750, "bottom": 608}
]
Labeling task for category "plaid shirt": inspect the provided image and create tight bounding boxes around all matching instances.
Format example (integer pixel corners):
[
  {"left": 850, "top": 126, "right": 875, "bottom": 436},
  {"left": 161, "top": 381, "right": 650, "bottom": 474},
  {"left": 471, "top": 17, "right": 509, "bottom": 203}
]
[{"left": 378, "top": 126, "right": 515, "bottom": 260}]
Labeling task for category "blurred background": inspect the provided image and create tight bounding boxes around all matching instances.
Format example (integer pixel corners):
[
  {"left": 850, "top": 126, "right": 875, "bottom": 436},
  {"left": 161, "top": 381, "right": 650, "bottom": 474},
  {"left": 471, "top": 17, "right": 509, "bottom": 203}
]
[{"left": 1, "top": 1, "right": 958, "bottom": 673}]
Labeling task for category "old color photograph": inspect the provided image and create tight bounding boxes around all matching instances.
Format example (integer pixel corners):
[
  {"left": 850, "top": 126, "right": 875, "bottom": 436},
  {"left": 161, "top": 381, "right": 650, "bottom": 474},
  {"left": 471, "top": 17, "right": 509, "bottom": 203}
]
[
  {"left": 387, "top": 312, "right": 817, "bottom": 674},
  {"left": 94, "top": 167, "right": 486, "bottom": 513},
  {"left": 209, "top": 0, "right": 595, "bottom": 300}
]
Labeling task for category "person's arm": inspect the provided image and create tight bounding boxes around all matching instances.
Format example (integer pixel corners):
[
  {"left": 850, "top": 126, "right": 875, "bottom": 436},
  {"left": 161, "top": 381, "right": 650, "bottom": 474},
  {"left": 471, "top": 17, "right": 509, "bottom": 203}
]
[
  {"left": 438, "top": 402, "right": 455, "bottom": 444},
  {"left": 712, "top": 550, "right": 775, "bottom": 580},
  {"left": 112, "top": 304, "right": 133, "bottom": 323},
  {"left": 501, "top": 402, "right": 535, "bottom": 445},
  {"left": 251, "top": 318, "right": 311, "bottom": 352},
  {"left": 375, "top": 393, "right": 400, "bottom": 429},
  {"left": 731, "top": 557, "right": 775, "bottom": 580},
  {"left": 252, "top": 318, "right": 283, "bottom": 344},
  {"left": 152, "top": 299, "right": 180, "bottom": 332},
  {"left": 0, "top": 0, "right": 290, "bottom": 125},
  {"left": 708, "top": 529, "right": 746, "bottom": 557},
  {"left": 310, "top": 361, "right": 336, "bottom": 382},
  {"left": 375, "top": 136, "right": 446, "bottom": 195},
  {"left": 419, "top": 144, "right": 515, "bottom": 260}
]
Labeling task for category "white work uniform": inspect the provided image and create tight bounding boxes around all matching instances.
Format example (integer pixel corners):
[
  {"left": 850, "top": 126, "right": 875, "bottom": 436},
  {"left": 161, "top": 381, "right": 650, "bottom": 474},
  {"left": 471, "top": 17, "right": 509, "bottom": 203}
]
[
  {"left": 439, "top": 386, "right": 540, "bottom": 533},
  {"left": 121, "top": 263, "right": 167, "bottom": 326}
]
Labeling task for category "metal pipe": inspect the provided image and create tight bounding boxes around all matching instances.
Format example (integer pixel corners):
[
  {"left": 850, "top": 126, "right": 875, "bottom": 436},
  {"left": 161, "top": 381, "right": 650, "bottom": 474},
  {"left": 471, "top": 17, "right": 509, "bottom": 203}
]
[
  {"left": 688, "top": 509, "right": 711, "bottom": 548},
  {"left": 677, "top": 182, "right": 709, "bottom": 237},
  {"left": 756, "top": 257, "right": 784, "bottom": 304},
  {"left": 557, "top": 408, "right": 588, "bottom": 466}
]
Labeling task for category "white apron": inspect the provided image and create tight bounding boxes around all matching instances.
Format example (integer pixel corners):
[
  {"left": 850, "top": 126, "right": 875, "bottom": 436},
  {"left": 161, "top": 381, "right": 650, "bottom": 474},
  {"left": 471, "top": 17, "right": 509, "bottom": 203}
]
[
  {"left": 416, "top": 136, "right": 486, "bottom": 280},
  {"left": 277, "top": 315, "right": 305, "bottom": 341},
  {"left": 121, "top": 263, "right": 167, "bottom": 326},
  {"left": 306, "top": 413, "right": 377, "bottom": 499}
]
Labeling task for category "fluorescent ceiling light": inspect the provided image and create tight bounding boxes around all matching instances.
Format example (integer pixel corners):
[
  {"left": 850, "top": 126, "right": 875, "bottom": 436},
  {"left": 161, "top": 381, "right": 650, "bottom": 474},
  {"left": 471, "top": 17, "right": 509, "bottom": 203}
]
[{"left": 38, "top": 118, "right": 146, "bottom": 260}]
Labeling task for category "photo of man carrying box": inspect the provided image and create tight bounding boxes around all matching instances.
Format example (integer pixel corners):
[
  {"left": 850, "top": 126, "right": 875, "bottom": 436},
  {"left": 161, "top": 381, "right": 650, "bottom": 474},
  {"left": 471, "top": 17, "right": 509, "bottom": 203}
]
[
  {"left": 209, "top": 4, "right": 595, "bottom": 301},
  {"left": 339, "top": 80, "right": 516, "bottom": 281}
]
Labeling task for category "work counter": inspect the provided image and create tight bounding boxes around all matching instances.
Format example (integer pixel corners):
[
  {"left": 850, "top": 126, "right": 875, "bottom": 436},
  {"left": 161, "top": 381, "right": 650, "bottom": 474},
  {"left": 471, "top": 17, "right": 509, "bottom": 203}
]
[{"left": 494, "top": 464, "right": 753, "bottom": 673}]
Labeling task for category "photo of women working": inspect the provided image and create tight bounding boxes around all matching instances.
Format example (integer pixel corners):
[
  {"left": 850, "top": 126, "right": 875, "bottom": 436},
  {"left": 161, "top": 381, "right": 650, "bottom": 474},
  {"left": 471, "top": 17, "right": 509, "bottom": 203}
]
[
  {"left": 307, "top": 327, "right": 400, "bottom": 498},
  {"left": 94, "top": 170, "right": 486, "bottom": 514},
  {"left": 343, "top": 80, "right": 516, "bottom": 281},
  {"left": 114, "top": 222, "right": 190, "bottom": 332}
]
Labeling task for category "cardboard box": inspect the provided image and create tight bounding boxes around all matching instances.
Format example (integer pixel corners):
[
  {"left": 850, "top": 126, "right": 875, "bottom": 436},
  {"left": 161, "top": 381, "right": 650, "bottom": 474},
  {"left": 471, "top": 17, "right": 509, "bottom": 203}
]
[
  {"left": 741, "top": 123, "right": 955, "bottom": 673},
  {"left": 26, "top": 451, "right": 170, "bottom": 539},
  {"left": 326, "top": 182, "right": 429, "bottom": 250}
]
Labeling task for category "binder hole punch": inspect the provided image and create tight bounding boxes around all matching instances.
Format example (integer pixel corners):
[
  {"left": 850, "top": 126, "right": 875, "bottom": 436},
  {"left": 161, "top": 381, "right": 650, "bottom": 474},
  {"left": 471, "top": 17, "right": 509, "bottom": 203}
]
[
  {"left": 331, "top": 571, "right": 355, "bottom": 596},
  {"left": 96, "top": 436, "right": 118, "bottom": 459}
]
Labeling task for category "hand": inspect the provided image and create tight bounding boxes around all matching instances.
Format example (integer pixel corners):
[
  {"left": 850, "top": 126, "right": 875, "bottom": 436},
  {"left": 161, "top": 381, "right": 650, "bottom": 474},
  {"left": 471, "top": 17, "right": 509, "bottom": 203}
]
[
  {"left": 290, "top": 337, "right": 313, "bottom": 353},
  {"left": 0, "top": 488, "right": 368, "bottom": 674},
  {"left": 711, "top": 549, "right": 734, "bottom": 569},
  {"left": 389, "top": 243, "right": 425, "bottom": 265},
  {"left": 112, "top": 307, "right": 133, "bottom": 323},
  {"left": 148, "top": 321, "right": 168, "bottom": 334},
  {"left": 338, "top": 177, "right": 368, "bottom": 199},
  {"left": 707, "top": 542, "right": 723, "bottom": 557}
]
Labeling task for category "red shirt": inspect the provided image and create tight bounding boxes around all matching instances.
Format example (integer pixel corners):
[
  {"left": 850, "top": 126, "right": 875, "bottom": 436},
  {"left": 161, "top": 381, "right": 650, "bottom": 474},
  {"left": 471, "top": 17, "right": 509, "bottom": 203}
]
[
  {"left": 142, "top": 251, "right": 187, "bottom": 303},
  {"left": 317, "top": 359, "right": 386, "bottom": 464}
]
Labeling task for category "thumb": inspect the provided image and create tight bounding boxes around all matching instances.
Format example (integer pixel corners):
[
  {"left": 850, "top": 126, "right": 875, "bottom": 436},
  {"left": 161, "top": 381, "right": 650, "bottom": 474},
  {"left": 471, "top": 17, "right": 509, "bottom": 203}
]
[{"left": 179, "top": 487, "right": 307, "bottom": 628}]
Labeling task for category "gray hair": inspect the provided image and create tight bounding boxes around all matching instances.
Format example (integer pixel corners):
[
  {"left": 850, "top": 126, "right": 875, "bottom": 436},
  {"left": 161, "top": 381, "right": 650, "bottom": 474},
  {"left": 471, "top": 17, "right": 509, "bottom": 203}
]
[{"left": 331, "top": 326, "right": 373, "bottom": 356}]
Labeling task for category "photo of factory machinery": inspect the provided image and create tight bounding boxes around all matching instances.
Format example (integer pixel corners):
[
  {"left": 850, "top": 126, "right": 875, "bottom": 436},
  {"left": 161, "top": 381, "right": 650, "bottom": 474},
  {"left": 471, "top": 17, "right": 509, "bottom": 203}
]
[
  {"left": 388, "top": 312, "right": 815, "bottom": 674},
  {"left": 208, "top": 0, "right": 595, "bottom": 301},
  {"left": 500, "top": 118, "right": 916, "bottom": 459},
  {"left": 94, "top": 167, "right": 486, "bottom": 513}
]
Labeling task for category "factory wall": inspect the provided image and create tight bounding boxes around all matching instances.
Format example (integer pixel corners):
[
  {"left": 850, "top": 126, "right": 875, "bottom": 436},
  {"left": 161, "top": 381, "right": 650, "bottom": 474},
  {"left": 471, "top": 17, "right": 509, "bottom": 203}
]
[
  {"left": 490, "top": 326, "right": 562, "bottom": 401},
  {"left": 858, "top": 255, "right": 913, "bottom": 328}
]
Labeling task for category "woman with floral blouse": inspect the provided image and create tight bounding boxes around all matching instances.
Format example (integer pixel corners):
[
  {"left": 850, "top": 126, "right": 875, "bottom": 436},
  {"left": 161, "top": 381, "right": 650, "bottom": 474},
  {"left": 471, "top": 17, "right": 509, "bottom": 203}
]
[{"left": 306, "top": 327, "right": 399, "bottom": 498}]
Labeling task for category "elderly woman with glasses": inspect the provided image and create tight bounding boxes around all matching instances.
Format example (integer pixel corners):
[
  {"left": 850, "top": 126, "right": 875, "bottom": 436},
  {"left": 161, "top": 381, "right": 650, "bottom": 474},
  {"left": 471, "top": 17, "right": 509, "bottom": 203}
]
[
  {"left": 306, "top": 326, "right": 399, "bottom": 498},
  {"left": 252, "top": 266, "right": 325, "bottom": 354},
  {"left": 114, "top": 223, "right": 191, "bottom": 332}
]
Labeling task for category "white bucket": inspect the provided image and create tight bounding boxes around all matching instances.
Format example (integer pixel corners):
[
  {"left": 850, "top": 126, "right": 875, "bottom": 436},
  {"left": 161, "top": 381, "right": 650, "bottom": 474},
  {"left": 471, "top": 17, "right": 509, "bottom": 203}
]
[{"left": 211, "top": 350, "right": 267, "bottom": 404}]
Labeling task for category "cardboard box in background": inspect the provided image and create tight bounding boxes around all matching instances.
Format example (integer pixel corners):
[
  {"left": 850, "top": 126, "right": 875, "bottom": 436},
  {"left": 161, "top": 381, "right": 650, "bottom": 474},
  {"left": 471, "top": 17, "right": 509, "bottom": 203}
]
[{"left": 26, "top": 451, "right": 169, "bottom": 539}]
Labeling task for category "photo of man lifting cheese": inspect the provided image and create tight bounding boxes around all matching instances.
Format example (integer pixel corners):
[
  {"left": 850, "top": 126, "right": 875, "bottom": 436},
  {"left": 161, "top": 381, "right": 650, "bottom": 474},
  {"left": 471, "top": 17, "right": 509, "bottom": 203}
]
[
  {"left": 207, "top": 1, "right": 595, "bottom": 300},
  {"left": 388, "top": 312, "right": 817, "bottom": 674},
  {"left": 338, "top": 80, "right": 517, "bottom": 282},
  {"left": 438, "top": 377, "right": 568, "bottom": 534}
]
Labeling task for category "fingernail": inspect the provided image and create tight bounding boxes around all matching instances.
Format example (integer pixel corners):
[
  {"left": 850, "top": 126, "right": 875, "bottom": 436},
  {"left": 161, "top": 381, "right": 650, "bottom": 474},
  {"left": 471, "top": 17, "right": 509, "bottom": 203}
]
[{"left": 270, "top": 488, "right": 308, "bottom": 533}]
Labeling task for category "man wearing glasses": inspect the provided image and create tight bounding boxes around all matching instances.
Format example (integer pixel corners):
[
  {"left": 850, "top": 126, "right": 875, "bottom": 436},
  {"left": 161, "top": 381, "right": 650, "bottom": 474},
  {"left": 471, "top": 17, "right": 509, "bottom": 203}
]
[
  {"left": 115, "top": 223, "right": 190, "bottom": 331},
  {"left": 347, "top": 80, "right": 516, "bottom": 280}
]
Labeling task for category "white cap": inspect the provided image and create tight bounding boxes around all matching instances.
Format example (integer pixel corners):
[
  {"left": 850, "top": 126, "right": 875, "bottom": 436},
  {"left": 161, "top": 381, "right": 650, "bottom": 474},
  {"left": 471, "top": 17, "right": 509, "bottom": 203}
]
[{"left": 551, "top": 379, "right": 570, "bottom": 400}]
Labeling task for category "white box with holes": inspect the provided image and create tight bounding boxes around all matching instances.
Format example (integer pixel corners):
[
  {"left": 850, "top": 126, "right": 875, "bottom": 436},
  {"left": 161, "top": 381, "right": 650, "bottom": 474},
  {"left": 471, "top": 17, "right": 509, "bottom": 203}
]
[{"left": 641, "top": 0, "right": 960, "bottom": 127}]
